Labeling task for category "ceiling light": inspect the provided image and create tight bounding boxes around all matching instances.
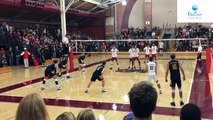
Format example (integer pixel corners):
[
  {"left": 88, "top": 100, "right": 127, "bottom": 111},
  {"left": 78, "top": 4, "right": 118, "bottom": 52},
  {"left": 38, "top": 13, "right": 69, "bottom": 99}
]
[{"left": 122, "top": 0, "right": 127, "bottom": 6}]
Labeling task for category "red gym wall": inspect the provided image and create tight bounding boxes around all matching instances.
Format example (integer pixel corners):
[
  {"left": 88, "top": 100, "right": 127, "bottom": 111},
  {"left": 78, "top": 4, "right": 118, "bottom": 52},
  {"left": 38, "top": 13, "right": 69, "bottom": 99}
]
[{"left": 79, "top": 17, "right": 105, "bottom": 40}]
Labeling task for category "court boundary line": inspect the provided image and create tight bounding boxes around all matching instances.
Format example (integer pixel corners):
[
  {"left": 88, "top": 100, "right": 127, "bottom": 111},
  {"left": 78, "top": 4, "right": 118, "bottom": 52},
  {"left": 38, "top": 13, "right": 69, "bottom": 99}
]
[
  {"left": 187, "top": 60, "right": 196, "bottom": 102},
  {"left": 188, "top": 60, "right": 213, "bottom": 119}
]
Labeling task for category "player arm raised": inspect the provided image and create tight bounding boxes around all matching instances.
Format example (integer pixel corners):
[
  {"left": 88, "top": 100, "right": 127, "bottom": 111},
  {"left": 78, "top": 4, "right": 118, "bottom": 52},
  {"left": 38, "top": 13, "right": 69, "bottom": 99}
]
[{"left": 165, "top": 63, "right": 169, "bottom": 82}]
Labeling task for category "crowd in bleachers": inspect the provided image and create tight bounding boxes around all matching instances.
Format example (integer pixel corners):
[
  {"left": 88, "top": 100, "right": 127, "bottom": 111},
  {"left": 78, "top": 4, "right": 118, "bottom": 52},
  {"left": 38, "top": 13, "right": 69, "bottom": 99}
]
[
  {"left": 114, "top": 27, "right": 161, "bottom": 51},
  {"left": 120, "top": 26, "right": 161, "bottom": 39},
  {"left": 75, "top": 27, "right": 162, "bottom": 53},
  {"left": 174, "top": 25, "right": 213, "bottom": 51},
  {"left": 175, "top": 25, "right": 213, "bottom": 39},
  {"left": 0, "top": 23, "right": 212, "bottom": 67},
  {"left": 0, "top": 22, "right": 91, "bottom": 67}
]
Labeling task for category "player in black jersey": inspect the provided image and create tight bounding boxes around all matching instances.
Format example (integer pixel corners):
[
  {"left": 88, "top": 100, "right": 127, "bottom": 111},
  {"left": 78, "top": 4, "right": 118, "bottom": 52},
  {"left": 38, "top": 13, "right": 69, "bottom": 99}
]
[
  {"left": 165, "top": 54, "right": 186, "bottom": 106},
  {"left": 62, "top": 44, "right": 70, "bottom": 58},
  {"left": 85, "top": 61, "right": 107, "bottom": 93},
  {"left": 40, "top": 60, "right": 61, "bottom": 91},
  {"left": 58, "top": 57, "right": 71, "bottom": 79},
  {"left": 78, "top": 54, "right": 86, "bottom": 72}
]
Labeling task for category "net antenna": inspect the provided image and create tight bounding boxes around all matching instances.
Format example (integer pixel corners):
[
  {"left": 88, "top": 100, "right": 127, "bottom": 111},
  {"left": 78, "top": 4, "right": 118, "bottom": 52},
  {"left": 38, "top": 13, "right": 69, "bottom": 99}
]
[{"left": 199, "top": 39, "right": 202, "bottom": 47}]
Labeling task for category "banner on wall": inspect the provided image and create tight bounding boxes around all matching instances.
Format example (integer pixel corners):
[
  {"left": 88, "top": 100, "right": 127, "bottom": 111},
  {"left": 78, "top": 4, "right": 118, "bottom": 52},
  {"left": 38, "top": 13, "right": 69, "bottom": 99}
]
[{"left": 177, "top": 0, "right": 213, "bottom": 23}]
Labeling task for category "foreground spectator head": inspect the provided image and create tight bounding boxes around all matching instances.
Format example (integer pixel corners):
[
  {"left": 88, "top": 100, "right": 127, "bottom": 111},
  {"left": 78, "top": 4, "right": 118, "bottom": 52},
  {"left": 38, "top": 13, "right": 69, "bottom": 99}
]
[
  {"left": 128, "top": 81, "right": 157, "bottom": 119},
  {"left": 56, "top": 112, "right": 76, "bottom": 120},
  {"left": 77, "top": 108, "right": 95, "bottom": 120},
  {"left": 16, "top": 93, "right": 49, "bottom": 120},
  {"left": 180, "top": 103, "right": 201, "bottom": 120}
]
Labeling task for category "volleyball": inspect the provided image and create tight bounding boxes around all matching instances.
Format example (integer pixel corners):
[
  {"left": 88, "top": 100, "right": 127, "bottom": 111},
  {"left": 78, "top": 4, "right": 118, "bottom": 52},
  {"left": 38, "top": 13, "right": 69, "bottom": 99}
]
[{"left": 62, "top": 37, "right": 69, "bottom": 44}]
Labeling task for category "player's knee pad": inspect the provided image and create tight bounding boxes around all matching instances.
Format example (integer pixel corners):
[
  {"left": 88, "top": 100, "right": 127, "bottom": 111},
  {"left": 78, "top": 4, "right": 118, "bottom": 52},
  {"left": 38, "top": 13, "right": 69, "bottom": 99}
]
[{"left": 172, "top": 89, "right": 175, "bottom": 93}]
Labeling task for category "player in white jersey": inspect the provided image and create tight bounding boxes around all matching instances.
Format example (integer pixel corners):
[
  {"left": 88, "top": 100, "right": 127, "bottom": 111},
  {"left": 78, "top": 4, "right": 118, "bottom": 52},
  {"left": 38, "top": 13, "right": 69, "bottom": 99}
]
[
  {"left": 151, "top": 43, "right": 158, "bottom": 61},
  {"left": 197, "top": 41, "right": 202, "bottom": 61},
  {"left": 145, "top": 57, "right": 162, "bottom": 94},
  {"left": 158, "top": 41, "right": 164, "bottom": 56},
  {"left": 143, "top": 44, "right": 151, "bottom": 63},
  {"left": 110, "top": 45, "right": 119, "bottom": 70},
  {"left": 128, "top": 46, "right": 134, "bottom": 69},
  {"left": 132, "top": 44, "right": 141, "bottom": 69}
]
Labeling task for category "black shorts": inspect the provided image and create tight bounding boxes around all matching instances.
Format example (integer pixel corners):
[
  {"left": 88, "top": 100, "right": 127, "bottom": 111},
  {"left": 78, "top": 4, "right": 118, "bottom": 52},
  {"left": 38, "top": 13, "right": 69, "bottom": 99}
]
[
  {"left": 78, "top": 59, "right": 84, "bottom": 64},
  {"left": 91, "top": 73, "right": 103, "bottom": 82},
  {"left": 58, "top": 64, "right": 66, "bottom": 69},
  {"left": 45, "top": 70, "right": 55, "bottom": 78},
  {"left": 170, "top": 79, "right": 182, "bottom": 88}
]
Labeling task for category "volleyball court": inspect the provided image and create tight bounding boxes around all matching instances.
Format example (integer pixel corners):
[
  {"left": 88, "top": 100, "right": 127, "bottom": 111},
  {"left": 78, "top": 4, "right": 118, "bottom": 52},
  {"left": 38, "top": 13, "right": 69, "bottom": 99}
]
[
  {"left": 1, "top": 38, "right": 212, "bottom": 119},
  {"left": 70, "top": 38, "right": 211, "bottom": 105}
]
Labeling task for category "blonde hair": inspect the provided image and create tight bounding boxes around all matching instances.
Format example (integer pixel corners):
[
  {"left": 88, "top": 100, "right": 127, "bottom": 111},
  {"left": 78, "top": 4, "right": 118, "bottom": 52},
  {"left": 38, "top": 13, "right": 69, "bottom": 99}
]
[
  {"left": 15, "top": 93, "right": 49, "bottom": 120},
  {"left": 56, "top": 112, "right": 76, "bottom": 120},
  {"left": 77, "top": 108, "right": 95, "bottom": 120}
]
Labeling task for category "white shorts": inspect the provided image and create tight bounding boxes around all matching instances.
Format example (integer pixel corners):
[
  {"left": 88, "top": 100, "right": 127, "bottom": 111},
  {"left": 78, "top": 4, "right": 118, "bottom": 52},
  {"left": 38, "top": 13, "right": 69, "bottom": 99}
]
[{"left": 145, "top": 74, "right": 158, "bottom": 82}]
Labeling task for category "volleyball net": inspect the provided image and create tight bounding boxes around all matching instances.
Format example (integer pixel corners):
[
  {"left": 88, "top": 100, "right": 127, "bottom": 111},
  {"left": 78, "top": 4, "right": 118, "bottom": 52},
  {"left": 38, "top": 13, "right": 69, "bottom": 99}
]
[{"left": 72, "top": 38, "right": 209, "bottom": 55}]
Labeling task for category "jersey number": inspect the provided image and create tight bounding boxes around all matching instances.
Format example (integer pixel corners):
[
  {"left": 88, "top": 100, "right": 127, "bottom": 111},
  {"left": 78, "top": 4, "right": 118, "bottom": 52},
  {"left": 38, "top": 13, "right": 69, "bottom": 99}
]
[
  {"left": 150, "top": 66, "right": 154, "bottom": 70},
  {"left": 172, "top": 64, "right": 177, "bottom": 70}
]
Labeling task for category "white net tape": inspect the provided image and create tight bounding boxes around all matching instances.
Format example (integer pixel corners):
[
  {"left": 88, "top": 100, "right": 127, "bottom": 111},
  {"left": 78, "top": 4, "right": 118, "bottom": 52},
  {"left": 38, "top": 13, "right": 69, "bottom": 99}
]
[{"left": 72, "top": 38, "right": 209, "bottom": 54}]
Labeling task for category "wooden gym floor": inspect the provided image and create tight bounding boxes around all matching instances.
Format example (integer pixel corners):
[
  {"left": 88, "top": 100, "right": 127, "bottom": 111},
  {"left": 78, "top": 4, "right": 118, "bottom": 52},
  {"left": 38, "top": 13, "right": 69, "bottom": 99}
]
[{"left": 0, "top": 52, "right": 212, "bottom": 120}]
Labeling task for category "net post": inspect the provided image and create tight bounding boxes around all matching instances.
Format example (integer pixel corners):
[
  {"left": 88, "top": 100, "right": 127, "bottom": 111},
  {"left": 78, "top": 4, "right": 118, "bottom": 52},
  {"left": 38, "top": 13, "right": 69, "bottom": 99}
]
[
  {"left": 75, "top": 40, "right": 78, "bottom": 54},
  {"left": 69, "top": 47, "right": 74, "bottom": 72},
  {"left": 205, "top": 48, "right": 211, "bottom": 97}
]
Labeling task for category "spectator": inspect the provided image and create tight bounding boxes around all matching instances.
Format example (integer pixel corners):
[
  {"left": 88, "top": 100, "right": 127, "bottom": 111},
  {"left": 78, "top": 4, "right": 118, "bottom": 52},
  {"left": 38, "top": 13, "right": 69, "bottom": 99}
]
[
  {"left": 0, "top": 47, "right": 5, "bottom": 57},
  {"left": 15, "top": 93, "right": 49, "bottom": 120},
  {"left": 20, "top": 48, "right": 30, "bottom": 68},
  {"left": 56, "top": 112, "right": 76, "bottom": 120},
  {"left": 101, "top": 42, "right": 106, "bottom": 52},
  {"left": 180, "top": 103, "right": 201, "bottom": 120},
  {"left": 77, "top": 108, "right": 96, "bottom": 120},
  {"left": 0, "top": 55, "right": 7, "bottom": 67},
  {"left": 126, "top": 81, "right": 158, "bottom": 120},
  {"left": 14, "top": 46, "right": 21, "bottom": 65},
  {"left": 8, "top": 46, "right": 14, "bottom": 66}
]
